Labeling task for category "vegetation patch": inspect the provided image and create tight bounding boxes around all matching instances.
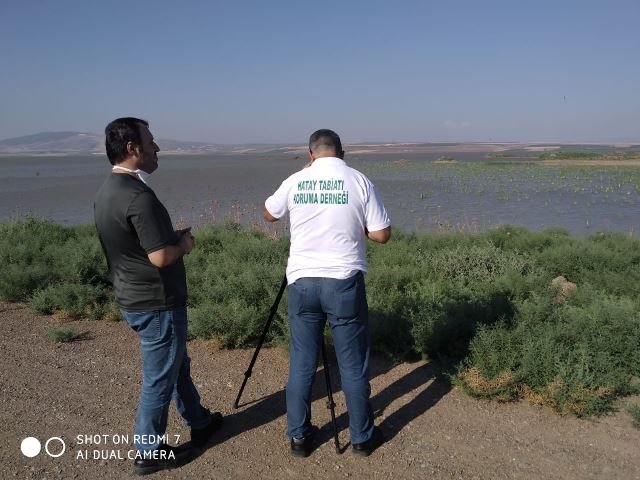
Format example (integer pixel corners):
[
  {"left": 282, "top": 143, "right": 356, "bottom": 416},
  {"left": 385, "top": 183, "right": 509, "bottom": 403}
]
[
  {"left": 628, "top": 404, "right": 640, "bottom": 429},
  {"left": 2, "top": 217, "right": 639, "bottom": 417},
  {"left": 433, "top": 156, "right": 457, "bottom": 163},
  {"left": 47, "top": 325, "right": 77, "bottom": 343},
  {"left": 485, "top": 151, "right": 640, "bottom": 162},
  {"left": 538, "top": 151, "right": 640, "bottom": 161}
]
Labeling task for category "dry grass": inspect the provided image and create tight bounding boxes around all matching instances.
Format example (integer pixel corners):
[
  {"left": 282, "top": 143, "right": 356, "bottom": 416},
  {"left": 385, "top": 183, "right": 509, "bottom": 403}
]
[
  {"left": 51, "top": 310, "right": 77, "bottom": 322},
  {"left": 460, "top": 367, "right": 517, "bottom": 401},
  {"left": 102, "top": 307, "right": 122, "bottom": 322},
  {"left": 200, "top": 337, "right": 224, "bottom": 353},
  {"left": 461, "top": 369, "right": 616, "bottom": 416},
  {"left": 430, "top": 214, "right": 483, "bottom": 234},
  {"left": 563, "top": 385, "right": 615, "bottom": 416},
  {"left": 174, "top": 199, "right": 288, "bottom": 240},
  {"left": 518, "top": 384, "right": 549, "bottom": 407},
  {"left": 392, "top": 159, "right": 410, "bottom": 166}
]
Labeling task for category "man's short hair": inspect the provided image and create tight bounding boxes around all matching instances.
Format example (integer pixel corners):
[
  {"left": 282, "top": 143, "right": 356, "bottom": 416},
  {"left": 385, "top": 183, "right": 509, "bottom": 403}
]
[
  {"left": 105, "top": 117, "right": 149, "bottom": 165},
  {"left": 309, "top": 129, "right": 342, "bottom": 156}
]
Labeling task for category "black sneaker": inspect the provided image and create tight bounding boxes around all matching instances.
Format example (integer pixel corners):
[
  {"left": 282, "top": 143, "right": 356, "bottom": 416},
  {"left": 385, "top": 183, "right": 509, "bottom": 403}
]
[
  {"left": 290, "top": 426, "right": 317, "bottom": 458},
  {"left": 191, "top": 411, "right": 223, "bottom": 447},
  {"left": 352, "top": 426, "right": 384, "bottom": 457},
  {"left": 132, "top": 444, "right": 192, "bottom": 476}
]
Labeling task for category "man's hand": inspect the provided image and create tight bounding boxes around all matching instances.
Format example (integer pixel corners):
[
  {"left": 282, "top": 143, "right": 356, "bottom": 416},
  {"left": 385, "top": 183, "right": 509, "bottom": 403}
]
[
  {"left": 147, "top": 229, "right": 195, "bottom": 268},
  {"left": 366, "top": 226, "right": 391, "bottom": 244},
  {"left": 178, "top": 229, "right": 195, "bottom": 254},
  {"left": 263, "top": 206, "right": 278, "bottom": 223}
]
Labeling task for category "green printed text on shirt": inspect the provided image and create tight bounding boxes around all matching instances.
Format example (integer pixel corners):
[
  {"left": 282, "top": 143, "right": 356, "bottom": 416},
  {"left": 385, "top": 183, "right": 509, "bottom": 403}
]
[{"left": 293, "top": 178, "right": 349, "bottom": 205}]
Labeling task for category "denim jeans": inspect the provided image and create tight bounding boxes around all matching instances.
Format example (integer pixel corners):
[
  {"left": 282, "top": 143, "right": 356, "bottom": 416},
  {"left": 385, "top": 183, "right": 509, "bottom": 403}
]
[
  {"left": 286, "top": 271, "right": 374, "bottom": 444},
  {"left": 120, "top": 305, "right": 210, "bottom": 452}
]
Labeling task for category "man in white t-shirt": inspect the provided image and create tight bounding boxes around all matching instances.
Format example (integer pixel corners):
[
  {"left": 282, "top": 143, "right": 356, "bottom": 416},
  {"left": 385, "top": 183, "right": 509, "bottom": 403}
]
[{"left": 264, "top": 129, "right": 391, "bottom": 457}]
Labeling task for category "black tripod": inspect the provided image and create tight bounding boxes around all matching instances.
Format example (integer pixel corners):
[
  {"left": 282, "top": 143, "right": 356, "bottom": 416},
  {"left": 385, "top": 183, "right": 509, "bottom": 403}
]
[{"left": 233, "top": 274, "right": 341, "bottom": 454}]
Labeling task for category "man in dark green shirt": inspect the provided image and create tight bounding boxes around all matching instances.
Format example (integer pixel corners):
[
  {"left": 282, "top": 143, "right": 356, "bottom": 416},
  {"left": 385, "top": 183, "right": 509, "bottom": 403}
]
[{"left": 94, "top": 117, "right": 221, "bottom": 475}]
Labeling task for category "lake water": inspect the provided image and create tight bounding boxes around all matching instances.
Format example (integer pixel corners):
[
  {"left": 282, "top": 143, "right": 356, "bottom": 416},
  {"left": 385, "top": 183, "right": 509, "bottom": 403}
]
[{"left": 1, "top": 153, "right": 639, "bottom": 235}]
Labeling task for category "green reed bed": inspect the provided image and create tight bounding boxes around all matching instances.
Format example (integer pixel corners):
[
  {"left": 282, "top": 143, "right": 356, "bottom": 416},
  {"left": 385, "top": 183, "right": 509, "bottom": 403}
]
[
  {"left": 539, "top": 151, "right": 640, "bottom": 161},
  {"left": 362, "top": 161, "right": 640, "bottom": 194},
  {"left": 1, "top": 217, "right": 639, "bottom": 418},
  {"left": 361, "top": 162, "right": 640, "bottom": 213},
  {"left": 484, "top": 150, "right": 640, "bottom": 161}
]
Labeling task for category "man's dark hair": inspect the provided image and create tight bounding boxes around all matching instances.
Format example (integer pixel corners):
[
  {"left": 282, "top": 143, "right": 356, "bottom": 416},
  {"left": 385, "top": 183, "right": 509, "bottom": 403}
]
[
  {"left": 309, "top": 129, "right": 342, "bottom": 156},
  {"left": 105, "top": 117, "right": 149, "bottom": 165}
]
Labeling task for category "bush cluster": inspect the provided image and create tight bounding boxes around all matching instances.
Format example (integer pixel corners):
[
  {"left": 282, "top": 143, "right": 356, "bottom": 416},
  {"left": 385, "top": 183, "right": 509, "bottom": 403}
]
[
  {"left": 628, "top": 404, "right": 640, "bottom": 429},
  {"left": 0, "top": 216, "right": 116, "bottom": 320},
  {"left": 47, "top": 325, "right": 77, "bottom": 343},
  {"left": 2, "top": 218, "right": 639, "bottom": 417},
  {"left": 184, "top": 221, "right": 290, "bottom": 347}
]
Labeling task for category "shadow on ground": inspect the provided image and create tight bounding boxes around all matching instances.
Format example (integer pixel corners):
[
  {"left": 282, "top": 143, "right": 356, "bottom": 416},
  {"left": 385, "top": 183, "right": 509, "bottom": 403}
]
[{"left": 185, "top": 353, "right": 450, "bottom": 462}]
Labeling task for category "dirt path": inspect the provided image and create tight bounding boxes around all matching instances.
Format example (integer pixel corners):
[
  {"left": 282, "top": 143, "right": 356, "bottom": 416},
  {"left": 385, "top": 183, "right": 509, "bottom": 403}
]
[{"left": 1, "top": 303, "right": 639, "bottom": 480}]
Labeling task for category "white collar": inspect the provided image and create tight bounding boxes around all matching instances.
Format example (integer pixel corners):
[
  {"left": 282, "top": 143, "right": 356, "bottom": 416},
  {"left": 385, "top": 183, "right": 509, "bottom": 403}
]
[
  {"left": 310, "top": 156, "right": 345, "bottom": 167},
  {"left": 112, "top": 165, "right": 150, "bottom": 185}
]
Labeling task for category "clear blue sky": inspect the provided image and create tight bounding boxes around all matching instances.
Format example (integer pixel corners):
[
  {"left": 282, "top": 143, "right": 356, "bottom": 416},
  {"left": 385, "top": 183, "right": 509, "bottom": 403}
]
[{"left": 1, "top": 0, "right": 638, "bottom": 143}]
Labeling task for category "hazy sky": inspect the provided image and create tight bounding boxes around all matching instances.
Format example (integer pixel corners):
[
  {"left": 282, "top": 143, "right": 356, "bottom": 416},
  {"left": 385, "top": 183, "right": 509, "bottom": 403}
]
[{"left": 1, "top": 0, "right": 638, "bottom": 143}]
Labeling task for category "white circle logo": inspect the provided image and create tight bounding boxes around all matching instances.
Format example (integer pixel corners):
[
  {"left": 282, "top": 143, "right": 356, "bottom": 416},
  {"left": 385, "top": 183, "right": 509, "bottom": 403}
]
[
  {"left": 45, "top": 437, "right": 66, "bottom": 458},
  {"left": 20, "top": 437, "right": 42, "bottom": 457}
]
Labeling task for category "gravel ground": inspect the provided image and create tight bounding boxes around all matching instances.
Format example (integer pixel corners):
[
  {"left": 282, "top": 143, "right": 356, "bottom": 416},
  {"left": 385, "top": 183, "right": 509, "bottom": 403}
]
[{"left": 1, "top": 302, "right": 639, "bottom": 480}]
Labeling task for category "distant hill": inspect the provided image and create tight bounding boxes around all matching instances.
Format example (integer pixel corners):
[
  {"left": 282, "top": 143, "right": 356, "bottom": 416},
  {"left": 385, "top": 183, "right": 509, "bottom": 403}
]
[
  {"left": 154, "top": 138, "right": 240, "bottom": 154},
  {"left": 0, "top": 132, "right": 103, "bottom": 154},
  {"left": 5, "top": 131, "right": 636, "bottom": 157},
  {"left": 0, "top": 131, "right": 231, "bottom": 155},
  {"left": 0, "top": 132, "right": 498, "bottom": 156}
]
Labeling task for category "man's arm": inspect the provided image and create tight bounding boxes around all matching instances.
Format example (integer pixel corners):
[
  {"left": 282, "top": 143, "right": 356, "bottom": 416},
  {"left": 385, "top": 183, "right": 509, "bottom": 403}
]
[
  {"left": 367, "top": 226, "right": 391, "bottom": 244},
  {"left": 128, "top": 191, "right": 196, "bottom": 269},
  {"left": 147, "top": 231, "right": 195, "bottom": 268},
  {"left": 263, "top": 205, "right": 279, "bottom": 223},
  {"left": 363, "top": 180, "right": 391, "bottom": 244}
]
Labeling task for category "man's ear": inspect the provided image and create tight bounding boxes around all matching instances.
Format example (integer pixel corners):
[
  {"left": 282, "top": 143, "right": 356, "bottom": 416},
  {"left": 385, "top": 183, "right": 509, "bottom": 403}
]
[
  {"left": 308, "top": 149, "right": 314, "bottom": 161},
  {"left": 126, "top": 141, "right": 137, "bottom": 156}
]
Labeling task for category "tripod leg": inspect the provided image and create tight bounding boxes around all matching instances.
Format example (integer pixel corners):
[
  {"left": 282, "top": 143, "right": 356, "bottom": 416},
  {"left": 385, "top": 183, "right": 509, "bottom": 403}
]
[
  {"left": 321, "top": 339, "right": 341, "bottom": 454},
  {"left": 234, "top": 274, "right": 288, "bottom": 409}
]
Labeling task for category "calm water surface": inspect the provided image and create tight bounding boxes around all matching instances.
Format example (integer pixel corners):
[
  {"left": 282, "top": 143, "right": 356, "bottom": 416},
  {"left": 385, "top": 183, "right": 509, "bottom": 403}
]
[{"left": 1, "top": 153, "right": 639, "bottom": 235}]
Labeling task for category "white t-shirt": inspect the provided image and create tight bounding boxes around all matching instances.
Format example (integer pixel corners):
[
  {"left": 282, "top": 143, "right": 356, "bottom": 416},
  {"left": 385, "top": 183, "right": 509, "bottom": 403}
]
[{"left": 265, "top": 157, "right": 390, "bottom": 284}]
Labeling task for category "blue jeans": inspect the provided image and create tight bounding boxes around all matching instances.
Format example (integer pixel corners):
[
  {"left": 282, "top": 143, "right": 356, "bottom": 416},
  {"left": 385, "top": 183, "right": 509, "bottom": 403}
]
[
  {"left": 286, "top": 271, "right": 374, "bottom": 445},
  {"left": 120, "top": 305, "right": 210, "bottom": 452}
]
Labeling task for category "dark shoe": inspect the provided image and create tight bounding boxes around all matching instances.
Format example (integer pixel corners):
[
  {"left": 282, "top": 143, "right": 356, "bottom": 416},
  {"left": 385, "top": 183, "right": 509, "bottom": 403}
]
[
  {"left": 191, "top": 411, "right": 223, "bottom": 447},
  {"left": 132, "top": 444, "right": 191, "bottom": 476},
  {"left": 290, "top": 426, "right": 317, "bottom": 458},
  {"left": 352, "top": 426, "right": 384, "bottom": 457}
]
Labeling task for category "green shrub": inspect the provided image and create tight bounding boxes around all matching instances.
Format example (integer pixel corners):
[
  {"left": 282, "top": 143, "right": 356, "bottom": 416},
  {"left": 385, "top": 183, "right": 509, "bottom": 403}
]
[
  {"left": 403, "top": 280, "right": 514, "bottom": 359},
  {"left": 0, "top": 217, "right": 108, "bottom": 301},
  {"left": 4, "top": 217, "right": 640, "bottom": 418},
  {"left": 539, "top": 151, "right": 600, "bottom": 160},
  {"left": 85, "top": 299, "right": 121, "bottom": 321},
  {"left": 47, "top": 325, "right": 77, "bottom": 343},
  {"left": 30, "top": 283, "right": 105, "bottom": 319},
  {"left": 185, "top": 223, "right": 289, "bottom": 348},
  {"left": 0, "top": 263, "right": 58, "bottom": 302},
  {"left": 459, "top": 288, "right": 640, "bottom": 415},
  {"left": 417, "top": 242, "right": 533, "bottom": 284},
  {"left": 628, "top": 404, "right": 640, "bottom": 429},
  {"left": 367, "top": 265, "right": 418, "bottom": 359}
]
